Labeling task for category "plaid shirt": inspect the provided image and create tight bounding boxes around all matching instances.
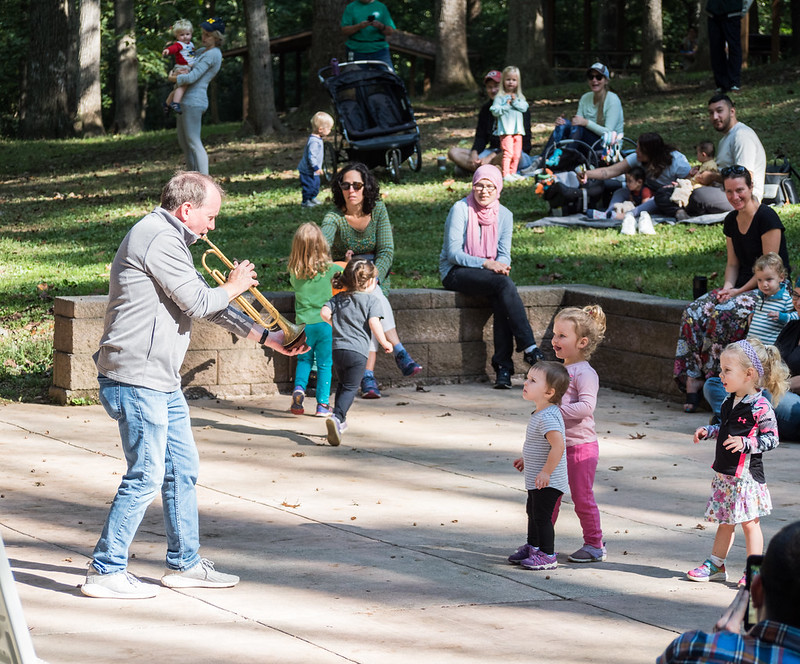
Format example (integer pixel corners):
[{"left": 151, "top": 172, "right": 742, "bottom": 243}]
[{"left": 657, "top": 621, "right": 800, "bottom": 663}]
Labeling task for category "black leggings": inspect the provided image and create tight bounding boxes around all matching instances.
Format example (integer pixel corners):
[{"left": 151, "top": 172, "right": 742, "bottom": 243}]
[
  {"left": 332, "top": 348, "right": 367, "bottom": 423},
  {"left": 526, "top": 487, "right": 563, "bottom": 555}
]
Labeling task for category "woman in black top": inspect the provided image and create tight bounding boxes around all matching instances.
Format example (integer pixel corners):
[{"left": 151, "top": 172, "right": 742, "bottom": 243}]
[{"left": 673, "top": 166, "right": 789, "bottom": 412}]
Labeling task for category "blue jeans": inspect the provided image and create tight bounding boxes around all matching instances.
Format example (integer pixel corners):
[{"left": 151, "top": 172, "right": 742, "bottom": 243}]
[
  {"left": 775, "top": 390, "right": 800, "bottom": 441},
  {"left": 92, "top": 376, "right": 201, "bottom": 574},
  {"left": 294, "top": 321, "right": 333, "bottom": 405},
  {"left": 347, "top": 47, "right": 393, "bottom": 71},
  {"left": 299, "top": 170, "right": 320, "bottom": 203}
]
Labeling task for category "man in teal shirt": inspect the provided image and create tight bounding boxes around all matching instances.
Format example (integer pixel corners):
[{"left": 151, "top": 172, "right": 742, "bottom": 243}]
[{"left": 341, "top": 0, "right": 396, "bottom": 70}]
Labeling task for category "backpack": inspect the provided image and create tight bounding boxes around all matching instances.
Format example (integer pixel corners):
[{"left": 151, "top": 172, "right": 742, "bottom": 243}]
[{"left": 763, "top": 159, "right": 799, "bottom": 206}]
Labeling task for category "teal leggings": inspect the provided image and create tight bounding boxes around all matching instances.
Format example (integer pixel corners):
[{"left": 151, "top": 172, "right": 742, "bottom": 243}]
[{"left": 293, "top": 321, "right": 333, "bottom": 406}]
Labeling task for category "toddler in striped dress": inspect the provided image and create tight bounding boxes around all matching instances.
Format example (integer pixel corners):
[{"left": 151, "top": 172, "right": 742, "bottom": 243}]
[{"left": 507, "top": 361, "right": 570, "bottom": 571}]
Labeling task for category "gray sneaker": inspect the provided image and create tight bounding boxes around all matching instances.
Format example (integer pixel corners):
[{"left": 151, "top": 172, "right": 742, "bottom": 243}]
[
  {"left": 326, "top": 415, "right": 345, "bottom": 446},
  {"left": 161, "top": 558, "right": 239, "bottom": 588},
  {"left": 81, "top": 567, "right": 158, "bottom": 599},
  {"left": 567, "top": 543, "right": 607, "bottom": 563}
]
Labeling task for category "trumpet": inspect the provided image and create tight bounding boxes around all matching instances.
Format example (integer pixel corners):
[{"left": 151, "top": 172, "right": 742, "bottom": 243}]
[{"left": 200, "top": 236, "right": 306, "bottom": 351}]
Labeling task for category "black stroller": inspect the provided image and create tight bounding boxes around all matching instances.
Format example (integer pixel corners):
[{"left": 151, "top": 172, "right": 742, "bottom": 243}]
[{"left": 318, "top": 60, "right": 421, "bottom": 183}]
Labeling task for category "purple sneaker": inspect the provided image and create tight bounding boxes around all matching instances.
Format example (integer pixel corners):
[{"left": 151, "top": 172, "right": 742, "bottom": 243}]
[
  {"left": 508, "top": 543, "right": 538, "bottom": 565},
  {"left": 520, "top": 550, "right": 558, "bottom": 571},
  {"left": 315, "top": 403, "right": 333, "bottom": 417}
]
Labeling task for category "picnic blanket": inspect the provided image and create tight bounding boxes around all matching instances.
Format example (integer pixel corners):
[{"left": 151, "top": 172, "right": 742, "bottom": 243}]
[{"left": 525, "top": 211, "right": 728, "bottom": 229}]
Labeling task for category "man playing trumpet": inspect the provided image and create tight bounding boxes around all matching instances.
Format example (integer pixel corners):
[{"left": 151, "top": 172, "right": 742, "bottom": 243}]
[{"left": 82, "top": 171, "right": 305, "bottom": 599}]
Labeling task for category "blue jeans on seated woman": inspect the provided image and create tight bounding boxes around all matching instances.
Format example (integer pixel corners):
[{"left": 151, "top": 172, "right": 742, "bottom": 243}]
[
  {"left": 442, "top": 265, "right": 536, "bottom": 373},
  {"left": 703, "top": 377, "right": 800, "bottom": 440}
]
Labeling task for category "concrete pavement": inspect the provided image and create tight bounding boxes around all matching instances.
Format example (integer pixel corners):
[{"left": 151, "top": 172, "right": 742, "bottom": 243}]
[{"left": 1, "top": 381, "right": 798, "bottom": 663}]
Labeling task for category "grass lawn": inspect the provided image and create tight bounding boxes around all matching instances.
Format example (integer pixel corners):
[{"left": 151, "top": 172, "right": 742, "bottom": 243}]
[{"left": 2, "top": 63, "right": 800, "bottom": 402}]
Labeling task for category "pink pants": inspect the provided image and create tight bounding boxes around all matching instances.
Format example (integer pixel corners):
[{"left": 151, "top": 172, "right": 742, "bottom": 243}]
[
  {"left": 500, "top": 134, "right": 522, "bottom": 176},
  {"left": 552, "top": 441, "right": 603, "bottom": 548}
]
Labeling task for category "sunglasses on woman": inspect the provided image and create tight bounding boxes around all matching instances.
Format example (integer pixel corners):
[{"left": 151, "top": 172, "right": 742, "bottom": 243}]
[
  {"left": 587, "top": 73, "right": 604, "bottom": 81},
  {"left": 339, "top": 181, "right": 364, "bottom": 191},
  {"left": 720, "top": 165, "right": 747, "bottom": 177}
]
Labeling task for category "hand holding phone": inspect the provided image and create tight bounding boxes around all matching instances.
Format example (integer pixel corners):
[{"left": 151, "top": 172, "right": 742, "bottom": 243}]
[{"left": 744, "top": 554, "right": 763, "bottom": 630}]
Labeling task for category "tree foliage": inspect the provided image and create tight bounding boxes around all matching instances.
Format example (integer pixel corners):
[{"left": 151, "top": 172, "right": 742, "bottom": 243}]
[{"left": 0, "top": 0, "right": 796, "bottom": 138}]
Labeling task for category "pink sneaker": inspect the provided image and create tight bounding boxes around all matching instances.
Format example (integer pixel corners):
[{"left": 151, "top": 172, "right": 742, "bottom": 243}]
[{"left": 687, "top": 559, "right": 727, "bottom": 582}]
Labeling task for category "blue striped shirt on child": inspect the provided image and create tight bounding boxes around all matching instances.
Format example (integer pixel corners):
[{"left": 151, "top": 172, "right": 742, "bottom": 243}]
[{"left": 748, "top": 284, "right": 798, "bottom": 345}]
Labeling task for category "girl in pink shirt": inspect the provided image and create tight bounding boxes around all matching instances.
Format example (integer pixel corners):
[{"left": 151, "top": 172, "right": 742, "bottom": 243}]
[{"left": 550, "top": 305, "right": 608, "bottom": 563}]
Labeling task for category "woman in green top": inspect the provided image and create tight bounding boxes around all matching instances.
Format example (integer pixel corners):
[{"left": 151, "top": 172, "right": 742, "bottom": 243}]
[{"left": 322, "top": 163, "right": 421, "bottom": 398}]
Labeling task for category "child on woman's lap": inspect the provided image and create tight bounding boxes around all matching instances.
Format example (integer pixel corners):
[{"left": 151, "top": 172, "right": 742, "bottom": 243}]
[
  {"left": 748, "top": 252, "right": 796, "bottom": 346},
  {"left": 508, "top": 362, "right": 570, "bottom": 571},
  {"left": 550, "top": 305, "right": 608, "bottom": 563},
  {"left": 321, "top": 259, "right": 393, "bottom": 446},
  {"left": 288, "top": 223, "right": 343, "bottom": 417},
  {"left": 688, "top": 338, "right": 788, "bottom": 586}
]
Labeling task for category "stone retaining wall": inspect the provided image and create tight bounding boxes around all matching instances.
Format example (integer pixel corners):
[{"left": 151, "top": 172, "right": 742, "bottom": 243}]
[{"left": 50, "top": 285, "right": 687, "bottom": 404}]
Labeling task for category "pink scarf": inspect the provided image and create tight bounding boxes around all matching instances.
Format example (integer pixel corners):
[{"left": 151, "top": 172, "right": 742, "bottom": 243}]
[{"left": 464, "top": 164, "right": 503, "bottom": 260}]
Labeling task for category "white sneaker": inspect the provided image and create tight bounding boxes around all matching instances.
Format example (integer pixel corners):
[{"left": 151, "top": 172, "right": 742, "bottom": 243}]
[
  {"left": 326, "top": 415, "right": 344, "bottom": 446},
  {"left": 161, "top": 558, "right": 239, "bottom": 588},
  {"left": 503, "top": 175, "right": 517, "bottom": 184},
  {"left": 637, "top": 211, "right": 656, "bottom": 235},
  {"left": 620, "top": 213, "right": 637, "bottom": 235},
  {"left": 81, "top": 567, "right": 158, "bottom": 599}
]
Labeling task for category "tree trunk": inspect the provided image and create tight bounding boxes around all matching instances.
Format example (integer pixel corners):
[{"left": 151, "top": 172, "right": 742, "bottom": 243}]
[
  {"left": 112, "top": 0, "right": 141, "bottom": 134},
  {"left": 692, "top": 0, "right": 711, "bottom": 71},
  {"left": 302, "top": 0, "right": 348, "bottom": 115},
  {"left": 641, "top": 0, "right": 667, "bottom": 91},
  {"left": 77, "top": 0, "right": 104, "bottom": 136},
  {"left": 792, "top": 0, "right": 800, "bottom": 55},
  {"left": 432, "top": 0, "right": 476, "bottom": 95},
  {"left": 242, "top": 0, "right": 283, "bottom": 134},
  {"left": 19, "top": 0, "right": 75, "bottom": 139},
  {"left": 506, "top": 0, "right": 551, "bottom": 86},
  {"left": 596, "top": 0, "right": 618, "bottom": 60}
]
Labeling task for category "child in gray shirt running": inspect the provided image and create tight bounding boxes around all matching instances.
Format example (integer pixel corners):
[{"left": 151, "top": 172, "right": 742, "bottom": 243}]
[{"left": 321, "top": 259, "right": 393, "bottom": 446}]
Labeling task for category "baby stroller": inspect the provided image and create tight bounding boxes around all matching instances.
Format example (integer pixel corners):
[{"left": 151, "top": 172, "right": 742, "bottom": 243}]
[{"left": 318, "top": 60, "right": 421, "bottom": 183}]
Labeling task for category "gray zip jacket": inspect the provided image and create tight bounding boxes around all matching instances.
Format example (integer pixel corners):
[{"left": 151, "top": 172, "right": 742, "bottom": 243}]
[{"left": 94, "top": 207, "right": 252, "bottom": 392}]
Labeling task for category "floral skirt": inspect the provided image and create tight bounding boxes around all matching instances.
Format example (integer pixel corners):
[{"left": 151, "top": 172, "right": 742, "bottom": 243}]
[
  {"left": 673, "top": 289, "right": 758, "bottom": 384},
  {"left": 704, "top": 470, "right": 772, "bottom": 524}
]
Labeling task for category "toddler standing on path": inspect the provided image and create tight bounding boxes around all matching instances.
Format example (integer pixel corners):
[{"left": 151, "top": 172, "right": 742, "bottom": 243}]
[
  {"left": 490, "top": 66, "right": 528, "bottom": 183},
  {"left": 321, "top": 259, "right": 393, "bottom": 446},
  {"left": 688, "top": 338, "right": 788, "bottom": 586},
  {"left": 508, "top": 361, "right": 570, "bottom": 571},
  {"left": 550, "top": 305, "right": 608, "bottom": 563}
]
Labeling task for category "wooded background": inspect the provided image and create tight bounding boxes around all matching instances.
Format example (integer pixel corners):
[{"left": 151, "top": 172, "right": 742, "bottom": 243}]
[{"left": 2, "top": 0, "right": 798, "bottom": 140}]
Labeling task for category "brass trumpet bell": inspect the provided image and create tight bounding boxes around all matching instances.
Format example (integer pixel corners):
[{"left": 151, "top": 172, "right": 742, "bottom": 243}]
[{"left": 200, "top": 237, "right": 306, "bottom": 350}]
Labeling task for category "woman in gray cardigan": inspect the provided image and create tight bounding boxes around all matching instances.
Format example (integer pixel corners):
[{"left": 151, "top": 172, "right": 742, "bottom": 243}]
[{"left": 169, "top": 17, "right": 225, "bottom": 175}]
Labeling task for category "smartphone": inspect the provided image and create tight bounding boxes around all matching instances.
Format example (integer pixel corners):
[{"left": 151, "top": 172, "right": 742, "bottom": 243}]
[
  {"left": 367, "top": 15, "right": 375, "bottom": 22},
  {"left": 744, "top": 554, "right": 763, "bottom": 630}
]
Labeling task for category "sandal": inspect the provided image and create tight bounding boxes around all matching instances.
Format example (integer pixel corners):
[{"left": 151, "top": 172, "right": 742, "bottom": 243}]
[{"left": 684, "top": 392, "right": 701, "bottom": 413}]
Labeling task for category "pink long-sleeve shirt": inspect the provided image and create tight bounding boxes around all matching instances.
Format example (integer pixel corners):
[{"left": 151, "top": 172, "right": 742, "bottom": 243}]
[{"left": 559, "top": 360, "right": 599, "bottom": 447}]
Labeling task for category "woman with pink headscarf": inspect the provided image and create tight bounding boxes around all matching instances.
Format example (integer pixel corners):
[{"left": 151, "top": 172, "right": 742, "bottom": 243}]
[{"left": 439, "top": 164, "right": 544, "bottom": 388}]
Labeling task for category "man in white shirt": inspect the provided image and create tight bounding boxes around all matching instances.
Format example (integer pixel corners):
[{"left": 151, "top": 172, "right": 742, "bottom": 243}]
[{"left": 686, "top": 94, "right": 766, "bottom": 217}]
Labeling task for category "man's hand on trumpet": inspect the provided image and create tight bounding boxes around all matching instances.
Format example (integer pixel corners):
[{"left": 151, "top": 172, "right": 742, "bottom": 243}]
[
  {"left": 220, "top": 259, "right": 259, "bottom": 301},
  {"left": 247, "top": 325, "right": 309, "bottom": 356}
]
